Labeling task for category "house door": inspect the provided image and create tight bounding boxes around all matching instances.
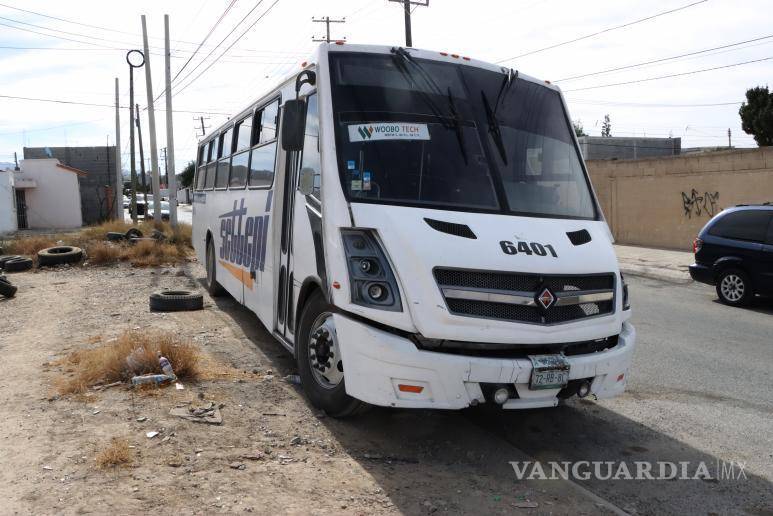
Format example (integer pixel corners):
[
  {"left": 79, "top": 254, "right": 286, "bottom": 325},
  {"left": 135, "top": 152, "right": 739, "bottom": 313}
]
[{"left": 15, "top": 189, "right": 27, "bottom": 229}]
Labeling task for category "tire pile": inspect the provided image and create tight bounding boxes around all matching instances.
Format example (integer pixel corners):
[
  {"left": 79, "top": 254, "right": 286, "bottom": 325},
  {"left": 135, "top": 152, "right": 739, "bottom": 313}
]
[{"left": 0, "top": 245, "right": 84, "bottom": 299}]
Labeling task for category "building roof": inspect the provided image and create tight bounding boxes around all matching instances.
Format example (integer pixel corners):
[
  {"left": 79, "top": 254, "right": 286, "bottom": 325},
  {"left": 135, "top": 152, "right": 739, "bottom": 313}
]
[{"left": 55, "top": 162, "right": 88, "bottom": 176}]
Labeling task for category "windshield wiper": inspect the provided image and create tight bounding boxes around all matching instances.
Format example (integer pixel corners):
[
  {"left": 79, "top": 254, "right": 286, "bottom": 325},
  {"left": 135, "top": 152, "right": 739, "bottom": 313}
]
[
  {"left": 390, "top": 47, "right": 468, "bottom": 164},
  {"left": 482, "top": 68, "right": 519, "bottom": 165}
]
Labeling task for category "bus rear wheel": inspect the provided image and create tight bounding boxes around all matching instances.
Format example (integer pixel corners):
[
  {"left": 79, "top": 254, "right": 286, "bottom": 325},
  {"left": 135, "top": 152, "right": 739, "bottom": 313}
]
[
  {"left": 296, "top": 290, "right": 364, "bottom": 417},
  {"left": 205, "top": 238, "right": 226, "bottom": 297}
]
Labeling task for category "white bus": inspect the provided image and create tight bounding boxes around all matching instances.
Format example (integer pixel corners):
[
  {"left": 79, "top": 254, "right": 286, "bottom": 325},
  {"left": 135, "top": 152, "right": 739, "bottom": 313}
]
[{"left": 192, "top": 43, "right": 635, "bottom": 417}]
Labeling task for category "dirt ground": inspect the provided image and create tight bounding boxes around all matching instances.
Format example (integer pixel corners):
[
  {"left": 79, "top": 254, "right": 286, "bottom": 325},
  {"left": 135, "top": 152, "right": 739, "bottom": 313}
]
[{"left": 0, "top": 259, "right": 614, "bottom": 515}]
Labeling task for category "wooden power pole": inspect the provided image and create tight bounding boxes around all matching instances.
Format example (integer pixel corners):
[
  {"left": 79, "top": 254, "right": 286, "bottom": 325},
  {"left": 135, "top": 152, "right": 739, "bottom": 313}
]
[{"left": 388, "top": 0, "right": 428, "bottom": 47}]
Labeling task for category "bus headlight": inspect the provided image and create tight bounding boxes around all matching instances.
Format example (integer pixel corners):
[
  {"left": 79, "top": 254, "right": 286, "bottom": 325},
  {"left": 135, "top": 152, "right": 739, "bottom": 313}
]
[{"left": 342, "top": 230, "right": 402, "bottom": 312}]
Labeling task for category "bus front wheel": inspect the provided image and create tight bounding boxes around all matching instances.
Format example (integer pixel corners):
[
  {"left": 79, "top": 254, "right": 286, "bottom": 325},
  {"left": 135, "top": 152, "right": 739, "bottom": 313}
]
[{"left": 296, "top": 290, "right": 364, "bottom": 417}]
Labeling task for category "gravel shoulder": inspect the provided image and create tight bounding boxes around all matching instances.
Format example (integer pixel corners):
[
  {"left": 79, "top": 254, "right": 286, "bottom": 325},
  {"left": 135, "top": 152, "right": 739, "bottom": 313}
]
[{"left": 0, "top": 261, "right": 611, "bottom": 515}]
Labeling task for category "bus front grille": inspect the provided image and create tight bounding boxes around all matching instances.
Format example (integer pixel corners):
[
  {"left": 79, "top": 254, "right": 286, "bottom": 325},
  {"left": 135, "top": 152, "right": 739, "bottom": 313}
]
[{"left": 434, "top": 268, "right": 616, "bottom": 325}]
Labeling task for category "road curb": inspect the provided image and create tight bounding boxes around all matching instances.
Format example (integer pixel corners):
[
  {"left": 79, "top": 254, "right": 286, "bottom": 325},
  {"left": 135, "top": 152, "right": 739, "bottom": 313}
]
[{"left": 619, "top": 264, "right": 693, "bottom": 285}]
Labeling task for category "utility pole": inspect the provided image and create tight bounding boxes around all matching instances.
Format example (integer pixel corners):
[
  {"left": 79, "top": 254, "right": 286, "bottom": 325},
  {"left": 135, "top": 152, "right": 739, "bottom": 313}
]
[
  {"left": 135, "top": 104, "right": 149, "bottom": 215},
  {"left": 728, "top": 128, "right": 732, "bottom": 149},
  {"left": 114, "top": 78, "right": 122, "bottom": 219},
  {"left": 388, "top": 0, "right": 428, "bottom": 47},
  {"left": 126, "top": 50, "right": 145, "bottom": 224},
  {"left": 164, "top": 14, "right": 178, "bottom": 227},
  {"left": 141, "top": 15, "right": 162, "bottom": 223},
  {"left": 161, "top": 147, "right": 168, "bottom": 186},
  {"left": 195, "top": 116, "right": 210, "bottom": 137},
  {"left": 312, "top": 16, "right": 346, "bottom": 43}
]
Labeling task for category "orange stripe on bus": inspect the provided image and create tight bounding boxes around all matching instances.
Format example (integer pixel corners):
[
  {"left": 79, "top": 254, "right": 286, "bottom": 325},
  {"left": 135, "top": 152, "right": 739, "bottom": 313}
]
[{"left": 219, "top": 260, "right": 254, "bottom": 290}]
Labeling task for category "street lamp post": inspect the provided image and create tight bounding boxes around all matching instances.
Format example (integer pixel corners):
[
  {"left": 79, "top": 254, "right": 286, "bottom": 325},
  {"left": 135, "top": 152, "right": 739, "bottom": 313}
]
[{"left": 126, "top": 49, "right": 145, "bottom": 224}]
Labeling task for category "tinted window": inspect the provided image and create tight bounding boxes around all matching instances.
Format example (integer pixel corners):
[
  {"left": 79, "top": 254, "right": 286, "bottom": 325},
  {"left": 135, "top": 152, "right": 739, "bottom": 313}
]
[
  {"left": 766, "top": 216, "right": 773, "bottom": 244},
  {"left": 198, "top": 145, "right": 205, "bottom": 166},
  {"left": 230, "top": 150, "right": 249, "bottom": 188},
  {"left": 234, "top": 117, "right": 251, "bottom": 152},
  {"left": 260, "top": 100, "right": 279, "bottom": 143},
  {"left": 709, "top": 210, "right": 770, "bottom": 242},
  {"left": 206, "top": 140, "right": 215, "bottom": 162},
  {"left": 300, "top": 94, "right": 321, "bottom": 199},
  {"left": 215, "top": 158, "right": 230, "bottom": 189},
  {"left": 249, "top": 142, "right": 276, "bottom": 188},
  {"left": 195, "top": 166, "right": 207, "bottom": 190},
  {"left": 204, "top": 162, "right": 217, "bottom": 189},
  {"left": 211, "top": 137, "right": 220, "bottom": 160},
  {"left": 220, "top": 128, "right": 233, "bottom": 158}
]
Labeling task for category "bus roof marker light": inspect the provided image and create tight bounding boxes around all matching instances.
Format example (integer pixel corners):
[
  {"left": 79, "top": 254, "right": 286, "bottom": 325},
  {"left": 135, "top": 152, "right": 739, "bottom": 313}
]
[
  {"left": 440, "top": 52, "right": 448, "bottom": 56},
  {"left": 462, "top": 56, "right": 470, "bottom": 61},
  {"left": 451, "top": 54, "right": 459, "bottom": 58},
  {"left": 332, "top": 281, "right": 341, "bottom": 289}
]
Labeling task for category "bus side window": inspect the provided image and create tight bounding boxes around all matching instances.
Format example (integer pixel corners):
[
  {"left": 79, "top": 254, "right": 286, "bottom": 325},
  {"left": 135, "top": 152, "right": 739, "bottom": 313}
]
[
  {"left": 299, "top": 94, "right": 321, "bottom": 199},
  {"left": 215, "top": 128, "right": 233, "bottom": 189},
  {"left": 260, "top": 100, "right": 279, "bottom": 143},
  {"left": 204, "top": 139, "right": 217, "bottom": 190}
]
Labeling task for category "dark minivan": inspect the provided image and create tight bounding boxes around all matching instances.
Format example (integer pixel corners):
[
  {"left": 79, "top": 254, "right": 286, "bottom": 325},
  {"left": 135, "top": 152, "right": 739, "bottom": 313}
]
[{"left": 689, "top": 204, "right": 773, "bottom": 306}]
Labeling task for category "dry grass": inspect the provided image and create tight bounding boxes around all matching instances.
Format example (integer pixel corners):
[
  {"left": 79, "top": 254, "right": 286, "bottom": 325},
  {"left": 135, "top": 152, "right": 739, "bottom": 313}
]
[
  {"left": 95, "top": 438, "right": 132, "bottom": 469},
  {"left": 1, "top": 219, "right": 192, "bottom": 268},
  {"left": 58, "top": 330, "right": 201, "bottom": 395},
  {"left": 2, "top": 235, "right": 58, "bottom": 256}
]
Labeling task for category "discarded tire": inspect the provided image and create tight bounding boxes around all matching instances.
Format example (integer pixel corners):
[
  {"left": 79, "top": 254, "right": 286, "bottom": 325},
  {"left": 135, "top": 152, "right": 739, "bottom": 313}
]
[
  {"left": 0, "top": 255, "right": 23, "bottom": 269},
  {"left": 38, "top": 246, "right": 83, "bottom": 267},
  {"left": 3, "top": 257, "right": 33, "bottom": 272},
  {"left": 106, "top": 231, "right": 126, "bottom": 242},
  {"left": 125, "top": 228, "right": 143, "bottom": 239},
  {"left": 151, "top": 229, "right": 167, "bottom": 241},
  {"left": 149, "top": 290, "right": 204, "bottom": 312},
  {"left": 0, "top": 276, "right": 17, "bottom": 298}
]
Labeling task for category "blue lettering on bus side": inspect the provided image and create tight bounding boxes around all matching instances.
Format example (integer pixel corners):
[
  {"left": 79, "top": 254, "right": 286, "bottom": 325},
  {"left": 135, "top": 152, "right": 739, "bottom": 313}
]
[{"left": 217, "top": 198, "right": 272, "bottom": 284}]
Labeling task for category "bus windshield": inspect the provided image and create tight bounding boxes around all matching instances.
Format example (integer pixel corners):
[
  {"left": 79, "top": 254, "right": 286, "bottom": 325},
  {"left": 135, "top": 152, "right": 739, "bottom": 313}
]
[{"left": 329, "top": 52, "right": 597, "bottom": 219}]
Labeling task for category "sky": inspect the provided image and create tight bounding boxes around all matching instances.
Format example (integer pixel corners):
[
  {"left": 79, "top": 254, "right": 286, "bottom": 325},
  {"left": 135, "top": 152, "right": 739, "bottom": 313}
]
[{"left": 0, "top": 0, "right": 771, "bottom": 174}]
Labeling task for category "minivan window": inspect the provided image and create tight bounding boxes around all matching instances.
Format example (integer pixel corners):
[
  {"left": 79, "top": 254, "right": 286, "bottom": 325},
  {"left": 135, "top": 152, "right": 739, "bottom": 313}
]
[{"left": 709, "top": 210, "right": 771, "bottom": 242}]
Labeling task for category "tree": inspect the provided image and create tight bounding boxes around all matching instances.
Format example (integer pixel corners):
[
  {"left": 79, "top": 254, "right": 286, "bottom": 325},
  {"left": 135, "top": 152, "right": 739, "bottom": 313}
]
[
  {"left": 178, "top": 160, "right": 195, "bottom": 188},
  {"left": 601, "top": 114, "right": 612, "bottom": 137},
  {"left": 573, "top": 120, "right": 587, "bottom": 137},
  {"left": 739, "top": 86, "right": 773, "bottom": 146}
]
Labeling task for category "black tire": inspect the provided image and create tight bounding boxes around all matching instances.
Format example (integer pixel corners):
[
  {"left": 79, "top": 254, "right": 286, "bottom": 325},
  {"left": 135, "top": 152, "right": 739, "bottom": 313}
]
[
  {"left": 106, "top": 232, "right": 126, "bottom": 242},
  {"left": 125, "top": 228, "right": 143, "bottom": 239},
  {"left": 0, "top": 255, "right": 22, "bottom": 269},
  {"left": 38, "top": 246, "right": 83, "bottom": 267},
  {"left": 0, "top": 278, "right": 16, "bottom": 298},
  {"left": 205, "top": 238, "right": 226, "bottom": 297},
  {"left": 3, "top": 257, "right": 33, "bottom": 272},
  {"left": 149, "top": 290, "right": 204, "bottom": 311},
  {"left": 716, "top": 268, "right": 754, "bottom": 306},
  {"left": 296, "top": 290, "right": 364, "bottom": 418}
]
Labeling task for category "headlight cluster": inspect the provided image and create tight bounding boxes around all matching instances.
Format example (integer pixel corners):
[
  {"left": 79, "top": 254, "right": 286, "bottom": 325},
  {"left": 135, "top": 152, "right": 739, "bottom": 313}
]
[
  {"left": 341, "top": 230, "right": 402, "bottom": 311},
  {"left": 621, "top": 272, "right": 631, "bottom": 310}
]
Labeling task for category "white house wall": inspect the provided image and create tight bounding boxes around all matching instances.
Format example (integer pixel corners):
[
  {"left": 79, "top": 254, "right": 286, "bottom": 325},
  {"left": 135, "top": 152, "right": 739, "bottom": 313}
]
[
  {"left": 17, "top": 159, "right": 83, "bottom": 229},
  {"left": 0, "top": 170, "right": 17, "bottom": 235}
]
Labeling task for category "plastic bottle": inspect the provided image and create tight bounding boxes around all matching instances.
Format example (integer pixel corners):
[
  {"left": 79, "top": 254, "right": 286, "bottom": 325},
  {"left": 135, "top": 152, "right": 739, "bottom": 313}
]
[
  {"left": 158, "top": 353, "right": 177, "bottom": 380},
  {"left": 132, "top": 374, "right": 172, "bottom": 386}
]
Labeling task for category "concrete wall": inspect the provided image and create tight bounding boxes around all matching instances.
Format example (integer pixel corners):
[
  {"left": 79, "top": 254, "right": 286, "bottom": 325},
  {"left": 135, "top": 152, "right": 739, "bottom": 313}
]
[
  {"left": 0, "top": 170, "right": 17, "bottom": 235},
  {"left": 16, "top": 159, "right": 83, "bottom": 230},
  {"left": 23, "top": 146, "right": 117, "bottom": 225},
  {"left": 586, "top": 147, "right": 773, "bottom": 251},
  {"left": 578, "top": 136, "right": 681, "bottom": 160}
]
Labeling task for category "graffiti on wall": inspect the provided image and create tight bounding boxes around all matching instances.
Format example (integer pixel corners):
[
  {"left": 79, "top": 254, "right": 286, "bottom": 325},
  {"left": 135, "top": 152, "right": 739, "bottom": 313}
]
[{"left": 681, "top": 189, "right": 720, "bottom": 219}]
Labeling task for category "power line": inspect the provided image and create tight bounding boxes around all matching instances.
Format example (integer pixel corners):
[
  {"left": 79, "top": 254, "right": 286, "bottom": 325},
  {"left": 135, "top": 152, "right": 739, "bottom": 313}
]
[
  {"left": 0, "top": 93, "right": 231, "bottom": 115},
  {"left": 171, "top": 0, "right": 238, "bottom": 86},
  {"left": 496, "top": 0, "right": 708, "bottom": 63},
  {"left": 566, "top": 99, "right": 742, "bottom": 108},
  {"left": 172, "top": 0, "right": 282, "bottom": 99},
  {"left": 166, "top": 0, "right": 270, "bottom": 99},
  {"left": 312, "top": 16, "right": 346, "bottom": 43},
  {"left": 563, "top": 56, "right": 773, "bottom": 92},
  {"left": 555, "top": 34, "right": 773, "bottom": 82}
]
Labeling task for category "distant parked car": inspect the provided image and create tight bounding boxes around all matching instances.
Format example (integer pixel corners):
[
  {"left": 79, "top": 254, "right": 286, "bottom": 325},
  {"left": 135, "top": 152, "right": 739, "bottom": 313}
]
[
  {"left": 689, "top": 204, "right": 773, "bottom": 306},
  {"left": 122, "top": 195, "right": 130, "bottom": 209},
  {"left": 147, "top": 201, "right": 171, "bottom": 221}
]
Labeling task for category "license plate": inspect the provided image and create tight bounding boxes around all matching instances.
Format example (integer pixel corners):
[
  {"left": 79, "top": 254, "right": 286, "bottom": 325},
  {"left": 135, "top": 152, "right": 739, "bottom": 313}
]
[{"left": 529, "top": 354, "right": 570, "bottom": 390}]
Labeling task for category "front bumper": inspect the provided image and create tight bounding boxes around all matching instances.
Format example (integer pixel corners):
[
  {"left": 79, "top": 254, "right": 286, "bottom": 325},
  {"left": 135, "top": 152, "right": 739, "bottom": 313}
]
[
  {"left": 689, "top": 263, "right": 714, "bottom": 285},
  {"left": 334, "top": 314, "right": 636, "bottom": 410}
]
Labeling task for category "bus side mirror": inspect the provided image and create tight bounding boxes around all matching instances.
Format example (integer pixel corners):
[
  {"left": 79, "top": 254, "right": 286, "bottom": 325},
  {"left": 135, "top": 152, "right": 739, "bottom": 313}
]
[{"left": 281, "top": 99, "right": 306, "bottom": 152}]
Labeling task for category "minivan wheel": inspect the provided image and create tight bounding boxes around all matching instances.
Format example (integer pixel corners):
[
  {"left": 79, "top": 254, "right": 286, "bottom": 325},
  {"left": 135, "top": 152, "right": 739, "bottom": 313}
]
[
  {"left": 205, "top": 238, "right": 225, "bottom": 297},
  {"left": 716, "top": 268, "right": 753, "bottom": 306},
  {"left": 296, "top": 290, "right": 364, "bottom": 417}
]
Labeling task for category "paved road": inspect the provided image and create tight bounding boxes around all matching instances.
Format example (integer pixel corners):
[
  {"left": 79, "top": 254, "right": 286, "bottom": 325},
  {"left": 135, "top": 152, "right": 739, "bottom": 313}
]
[{"left": 467, "top": 276, "right": 773, "bottom": 515}]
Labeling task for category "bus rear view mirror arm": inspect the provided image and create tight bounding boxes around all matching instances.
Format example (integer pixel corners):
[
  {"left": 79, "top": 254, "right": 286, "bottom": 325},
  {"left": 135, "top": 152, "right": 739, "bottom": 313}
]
[{"left": 281, "top": 99, "right": 307, "bottom": 152}]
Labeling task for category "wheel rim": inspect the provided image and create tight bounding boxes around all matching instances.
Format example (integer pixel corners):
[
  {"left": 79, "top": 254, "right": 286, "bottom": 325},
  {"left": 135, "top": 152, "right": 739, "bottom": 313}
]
[
  {"left": 308, "top": 312, "right": 343, "bottom": 389},
  {"left": 720, "top": 274, "right": 744, "bottom": 302}
]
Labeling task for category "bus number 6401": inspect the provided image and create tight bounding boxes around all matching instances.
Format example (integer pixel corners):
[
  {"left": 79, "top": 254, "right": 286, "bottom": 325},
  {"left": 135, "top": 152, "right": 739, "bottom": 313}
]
[{"left": 500, "top": 240, "right": 558, "bottom": 258}]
